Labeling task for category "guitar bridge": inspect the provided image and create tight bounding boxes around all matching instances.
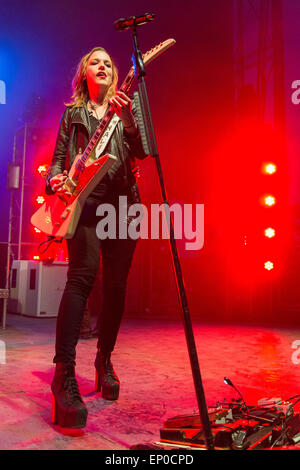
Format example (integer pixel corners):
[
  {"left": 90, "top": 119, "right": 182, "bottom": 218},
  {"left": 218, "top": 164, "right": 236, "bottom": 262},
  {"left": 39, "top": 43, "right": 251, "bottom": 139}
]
[{"left": 64, "top": 177, "right": 77, "bottom": 194}]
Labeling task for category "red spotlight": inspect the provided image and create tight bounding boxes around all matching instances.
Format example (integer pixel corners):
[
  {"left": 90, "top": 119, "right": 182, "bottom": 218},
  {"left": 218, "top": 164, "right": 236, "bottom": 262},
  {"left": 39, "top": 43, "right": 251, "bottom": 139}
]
[
  {"left": 263, "top": 195, "right": 276, "bottom": 207},
  {"left": 262, "top": 163, "right": 277, "bottom": 175},
  {"left": 33, "top": 255, "right": 40, "bottom": 260},
  {"left": 264, "top": 261, "right": 274, "bottom": 271},
  {"left": 36, "top": 195, "right": 45, "bottom": 205},
  {"left": 38, "top": 165, "right": 46, "bottom": 173},
  {"left": 264, "top": 227, "right": 276, "bottom": 238},
  {"left": 37, "top": 164, "right": 49, "bottom": 178}
]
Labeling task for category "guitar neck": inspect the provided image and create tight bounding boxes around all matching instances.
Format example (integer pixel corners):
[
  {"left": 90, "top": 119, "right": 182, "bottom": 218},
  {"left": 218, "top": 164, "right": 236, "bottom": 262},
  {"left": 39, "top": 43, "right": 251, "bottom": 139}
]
[{"left": 80, "top": 67, "right": 135, "bottom": 165}]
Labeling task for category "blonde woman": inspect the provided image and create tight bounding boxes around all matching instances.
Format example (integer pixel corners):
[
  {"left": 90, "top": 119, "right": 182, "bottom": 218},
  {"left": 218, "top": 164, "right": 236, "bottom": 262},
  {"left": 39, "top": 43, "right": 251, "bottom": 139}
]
[{"left": 48, "top": 47, "right": 147, "bottom": 428}]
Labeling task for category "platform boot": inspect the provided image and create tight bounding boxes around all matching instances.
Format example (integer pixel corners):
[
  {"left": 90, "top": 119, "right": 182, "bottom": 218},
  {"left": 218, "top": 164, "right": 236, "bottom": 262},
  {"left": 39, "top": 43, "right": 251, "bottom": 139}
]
[
  {"left": 51, "top": 363, "right": 88, "bottom": 428},
  {"left": 94, "top": 350, "right": 120, "bottom": 400}
]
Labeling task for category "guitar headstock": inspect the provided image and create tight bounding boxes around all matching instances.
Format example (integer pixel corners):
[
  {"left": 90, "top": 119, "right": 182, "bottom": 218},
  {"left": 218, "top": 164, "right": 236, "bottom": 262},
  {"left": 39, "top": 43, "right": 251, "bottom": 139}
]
[
  {"left": 119, "top": 39, "right": 176, "bottom": 93},
  {"left": 143, "top": 38, "right": 176, "bottom": 67}
]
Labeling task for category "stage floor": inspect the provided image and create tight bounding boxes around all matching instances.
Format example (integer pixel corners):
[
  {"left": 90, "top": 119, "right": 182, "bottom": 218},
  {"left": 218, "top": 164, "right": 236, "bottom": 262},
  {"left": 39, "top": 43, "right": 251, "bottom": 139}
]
[{"left": 1, "top": 313, "right": 300, "bottom": 450}]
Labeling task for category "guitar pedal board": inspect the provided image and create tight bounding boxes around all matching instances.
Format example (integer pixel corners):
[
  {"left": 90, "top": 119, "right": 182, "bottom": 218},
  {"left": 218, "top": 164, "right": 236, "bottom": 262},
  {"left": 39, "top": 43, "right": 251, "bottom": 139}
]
[{"left": 158, "top": 399, "right": 300, "bottom": 450}]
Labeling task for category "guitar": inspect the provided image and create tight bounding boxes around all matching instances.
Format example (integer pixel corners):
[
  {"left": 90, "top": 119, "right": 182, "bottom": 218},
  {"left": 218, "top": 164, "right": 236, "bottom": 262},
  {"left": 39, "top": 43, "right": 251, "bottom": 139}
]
[{"left": 31, "top": 38, "right": 176, "bottom": 240}]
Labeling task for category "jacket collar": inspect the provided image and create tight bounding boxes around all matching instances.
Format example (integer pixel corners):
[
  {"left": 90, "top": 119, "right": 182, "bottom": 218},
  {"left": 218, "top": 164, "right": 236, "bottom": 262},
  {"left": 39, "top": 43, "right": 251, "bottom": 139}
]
[{"left": 70, "top": 104, "right": 91, "bottom": 136}]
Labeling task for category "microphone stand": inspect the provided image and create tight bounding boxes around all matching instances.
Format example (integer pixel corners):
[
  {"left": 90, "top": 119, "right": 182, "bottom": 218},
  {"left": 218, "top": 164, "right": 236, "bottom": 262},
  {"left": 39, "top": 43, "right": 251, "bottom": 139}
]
[{"left": 130, "top": 26, "right": 214, "bottom": 451}]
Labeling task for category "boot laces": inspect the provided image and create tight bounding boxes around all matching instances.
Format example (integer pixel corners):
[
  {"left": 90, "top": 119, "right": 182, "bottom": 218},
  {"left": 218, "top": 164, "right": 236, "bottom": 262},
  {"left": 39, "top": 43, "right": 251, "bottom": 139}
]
[
  {"left": 99, "top": 355, "right": 116, "bottom": 379},
  {"left": 105, "top": 359, "right": 115, "bottom": 378},
  {"left": 63, "top": 373, "right": 83, "bottom": 403}
]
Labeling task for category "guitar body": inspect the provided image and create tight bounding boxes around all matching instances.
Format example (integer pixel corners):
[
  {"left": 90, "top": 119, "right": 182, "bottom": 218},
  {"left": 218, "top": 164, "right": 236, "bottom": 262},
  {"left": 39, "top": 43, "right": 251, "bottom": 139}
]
[{"left": 31, "top": 153, "right": 117, "bottom": 239}]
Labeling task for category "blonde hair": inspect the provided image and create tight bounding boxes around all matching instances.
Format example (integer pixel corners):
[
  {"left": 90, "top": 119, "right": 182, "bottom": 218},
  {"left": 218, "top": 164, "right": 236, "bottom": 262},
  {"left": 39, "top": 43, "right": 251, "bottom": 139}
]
[{"left": 66, "top": 47, "right": 118, "bottom": 107}]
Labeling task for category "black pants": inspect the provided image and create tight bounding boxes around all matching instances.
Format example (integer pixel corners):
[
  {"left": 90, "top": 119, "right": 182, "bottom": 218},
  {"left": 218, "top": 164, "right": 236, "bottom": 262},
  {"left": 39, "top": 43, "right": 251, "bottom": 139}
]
[{"left": 53, "top": 199, "right": 137, "bottom": 366}]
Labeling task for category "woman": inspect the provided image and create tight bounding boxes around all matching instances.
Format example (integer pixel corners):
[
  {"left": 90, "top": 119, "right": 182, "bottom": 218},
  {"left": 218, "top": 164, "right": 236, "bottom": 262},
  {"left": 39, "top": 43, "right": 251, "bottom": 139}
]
[{"left": 47, "top": 47, "right": 147, "bottom": 428}]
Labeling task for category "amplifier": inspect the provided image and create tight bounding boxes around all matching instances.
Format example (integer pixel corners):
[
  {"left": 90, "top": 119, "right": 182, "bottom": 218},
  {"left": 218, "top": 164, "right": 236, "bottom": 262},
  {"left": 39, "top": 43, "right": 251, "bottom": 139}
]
[
  {"left": 9, "top": 260, "right": 31, "bottom": 314},
  {"left": 9, "top": 260, "right": 68, "bottom": 317}
]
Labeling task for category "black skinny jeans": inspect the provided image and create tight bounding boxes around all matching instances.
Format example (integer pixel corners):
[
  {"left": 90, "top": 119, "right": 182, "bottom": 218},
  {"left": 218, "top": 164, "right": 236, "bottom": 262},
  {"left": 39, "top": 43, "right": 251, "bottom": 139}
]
[{"left": 53, "top": 198, "right": 137, "bottom": 366}]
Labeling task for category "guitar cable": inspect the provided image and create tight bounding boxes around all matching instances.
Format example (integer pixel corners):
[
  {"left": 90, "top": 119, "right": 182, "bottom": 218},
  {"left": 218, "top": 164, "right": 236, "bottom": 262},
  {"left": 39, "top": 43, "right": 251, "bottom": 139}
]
[{"left": 38, "top": 236, "right": 63, "bottom": 255}]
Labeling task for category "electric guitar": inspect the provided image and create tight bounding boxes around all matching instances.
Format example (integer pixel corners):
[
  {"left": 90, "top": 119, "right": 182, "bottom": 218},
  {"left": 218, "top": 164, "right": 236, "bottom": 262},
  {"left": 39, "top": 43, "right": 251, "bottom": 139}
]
[{"left": 31, "top": 38, "right": 176, "bottom": 239}]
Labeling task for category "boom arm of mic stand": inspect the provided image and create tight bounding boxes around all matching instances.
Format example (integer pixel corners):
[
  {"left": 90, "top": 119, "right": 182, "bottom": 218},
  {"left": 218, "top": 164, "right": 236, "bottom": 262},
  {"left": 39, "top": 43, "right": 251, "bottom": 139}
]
[
  {"left": 131, "top": 27, "right": 146, "bottom": 79},
  {"left": 130, "top": 30, "right": 214, "bottom": 451}
]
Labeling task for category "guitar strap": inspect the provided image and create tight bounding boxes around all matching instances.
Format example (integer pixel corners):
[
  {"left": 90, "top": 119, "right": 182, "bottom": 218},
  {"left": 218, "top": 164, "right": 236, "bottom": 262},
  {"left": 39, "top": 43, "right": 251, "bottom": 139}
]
[{"left": 93, "top": 114, "right": 121, "bottom": 160}]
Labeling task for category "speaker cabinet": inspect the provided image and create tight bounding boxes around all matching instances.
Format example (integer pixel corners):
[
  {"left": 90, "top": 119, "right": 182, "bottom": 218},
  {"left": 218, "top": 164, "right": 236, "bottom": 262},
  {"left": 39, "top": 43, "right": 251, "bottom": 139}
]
[
  {"left": 9, "top": 260, "right": 31, "bottom": 314},
  {"left": 9, "top": 260, "right": 68, "bottom": 317}
]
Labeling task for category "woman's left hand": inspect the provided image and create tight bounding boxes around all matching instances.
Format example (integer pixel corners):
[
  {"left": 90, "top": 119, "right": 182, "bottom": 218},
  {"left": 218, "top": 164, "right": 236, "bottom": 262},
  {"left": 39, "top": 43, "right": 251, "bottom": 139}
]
[{"left": 109, "top": 91, "right": 137, "bottom": 132}]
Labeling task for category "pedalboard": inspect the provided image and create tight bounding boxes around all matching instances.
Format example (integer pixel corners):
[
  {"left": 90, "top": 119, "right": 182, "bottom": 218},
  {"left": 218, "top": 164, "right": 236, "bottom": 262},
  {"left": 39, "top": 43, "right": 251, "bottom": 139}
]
[{"left": 159, "top": 399, "right": 300, "bottom": 450}]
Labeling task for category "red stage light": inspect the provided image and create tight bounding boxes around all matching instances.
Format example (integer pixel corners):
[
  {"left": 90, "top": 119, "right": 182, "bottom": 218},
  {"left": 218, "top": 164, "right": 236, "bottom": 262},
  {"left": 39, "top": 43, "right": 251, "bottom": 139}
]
[
  {"left": 264, "top": 195, "right": 276, "bottom": 207},
  {"left": 264, "top": 261, "right": 274, "bottom": 271},
  {"left": 38, "top": 165, "right": 47, "bottom": 173},
  {"left": 37, "top": 164, "right": 49, "bottom": 179},
  {"left": 36, "top": 195, "right": 45, "bottom": 204},
  {"left": 33, "top": 255, "right": 40, "bottom": 260},
  {"left": 264, "top": 227, "right": 275, "bottom": 238},
  {"left": 262, "top": 163, "right": 277, "bottom": 175}
]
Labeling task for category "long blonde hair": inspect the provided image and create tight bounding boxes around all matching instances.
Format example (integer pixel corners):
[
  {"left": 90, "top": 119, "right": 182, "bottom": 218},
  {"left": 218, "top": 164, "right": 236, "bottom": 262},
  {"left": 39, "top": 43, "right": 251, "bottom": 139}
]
[{"left": 66, "top": 47, "right": 118, "bottom": 107}]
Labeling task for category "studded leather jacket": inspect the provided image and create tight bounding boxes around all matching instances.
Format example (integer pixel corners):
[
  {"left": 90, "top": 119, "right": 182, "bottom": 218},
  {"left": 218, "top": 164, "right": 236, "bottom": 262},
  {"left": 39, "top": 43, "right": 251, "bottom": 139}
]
[{"left": 45, "top": 103, "right": 147, "bottom": 204}]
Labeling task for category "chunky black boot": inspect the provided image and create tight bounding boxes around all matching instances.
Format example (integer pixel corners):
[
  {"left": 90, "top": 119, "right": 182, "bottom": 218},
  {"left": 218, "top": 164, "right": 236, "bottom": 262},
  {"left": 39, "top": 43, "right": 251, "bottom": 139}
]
[
  {"left": 94, "top": 350, "right": 120, "bottom": 400},
  {"left": 51, "top": 363, "right": 88, "bottom": 428}
]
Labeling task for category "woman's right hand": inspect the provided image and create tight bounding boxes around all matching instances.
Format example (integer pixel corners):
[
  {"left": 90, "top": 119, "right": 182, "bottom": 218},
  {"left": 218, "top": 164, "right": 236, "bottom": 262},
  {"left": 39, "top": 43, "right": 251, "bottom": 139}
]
[{"left": 49, "top": 170, "right": 71, "bottom": 195}]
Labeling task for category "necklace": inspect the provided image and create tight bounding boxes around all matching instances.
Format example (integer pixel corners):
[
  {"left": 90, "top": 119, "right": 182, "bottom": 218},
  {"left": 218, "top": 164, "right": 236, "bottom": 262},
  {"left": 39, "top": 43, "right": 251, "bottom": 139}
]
[{"left": 88, "top": 100, "right": 107, "bottom": 120}]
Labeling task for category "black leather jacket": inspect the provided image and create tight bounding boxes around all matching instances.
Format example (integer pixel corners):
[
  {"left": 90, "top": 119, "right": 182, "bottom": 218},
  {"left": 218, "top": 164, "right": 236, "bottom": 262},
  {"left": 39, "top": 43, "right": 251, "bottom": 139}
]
[{"left": 45, "top": 104, "right": 147, "bottom": 204}]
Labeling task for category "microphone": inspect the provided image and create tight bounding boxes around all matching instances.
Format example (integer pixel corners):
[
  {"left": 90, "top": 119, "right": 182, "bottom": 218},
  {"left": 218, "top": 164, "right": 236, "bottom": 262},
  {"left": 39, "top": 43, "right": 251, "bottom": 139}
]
[
  {"left": 224, "top": 377, "right": 249, "bottom": 419},
  {"left": 114, "top": 13, "right": 155, "bottom": 31}
]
